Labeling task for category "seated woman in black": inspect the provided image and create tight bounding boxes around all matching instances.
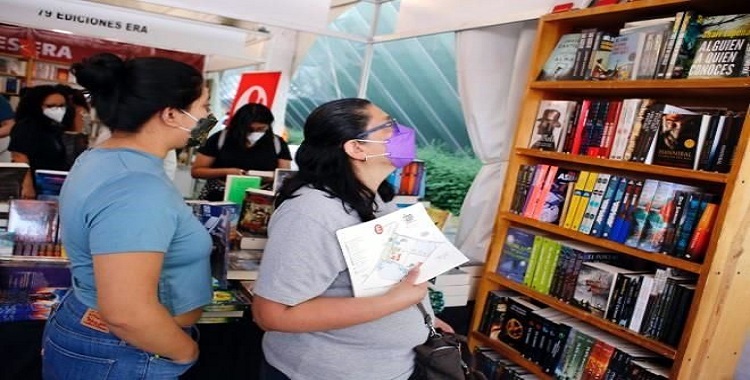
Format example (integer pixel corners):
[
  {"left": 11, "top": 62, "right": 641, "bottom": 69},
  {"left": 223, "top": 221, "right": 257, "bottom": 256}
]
[
  {"left": 9, "top": 85, "right": 73, "bottom": 199},
  {"left": 192, "top": 103, "right": 292, "bottom": 201}
]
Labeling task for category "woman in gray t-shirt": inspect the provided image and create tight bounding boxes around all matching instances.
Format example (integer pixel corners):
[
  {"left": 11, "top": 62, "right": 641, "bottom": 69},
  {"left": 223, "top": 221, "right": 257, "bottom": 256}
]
[{"left": 253, "top": 98, "right": 453, "bottom": 380}]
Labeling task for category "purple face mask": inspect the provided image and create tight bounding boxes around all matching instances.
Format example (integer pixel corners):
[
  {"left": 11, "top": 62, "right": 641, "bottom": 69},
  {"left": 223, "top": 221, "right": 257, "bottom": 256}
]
[{"left": 358, "top": 122, "right": 417, "bottom": 168}]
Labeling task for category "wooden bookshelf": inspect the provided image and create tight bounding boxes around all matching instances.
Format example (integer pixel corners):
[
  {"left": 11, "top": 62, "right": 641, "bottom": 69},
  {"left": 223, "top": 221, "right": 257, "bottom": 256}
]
[
  {"left": 501, "top": 212, "right": 703, "bottom": 273},
  {"left": 488, "top": 273, "right": 677, "bottom": 359},
  {"left": 468, "top": 1, "right": 750, "bottom": 379}
]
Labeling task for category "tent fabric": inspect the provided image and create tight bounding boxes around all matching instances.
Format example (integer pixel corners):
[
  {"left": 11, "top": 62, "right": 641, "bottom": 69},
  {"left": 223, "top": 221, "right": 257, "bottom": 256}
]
[{"left": 454, "top": 20, "right": 537, "bottom": 263}]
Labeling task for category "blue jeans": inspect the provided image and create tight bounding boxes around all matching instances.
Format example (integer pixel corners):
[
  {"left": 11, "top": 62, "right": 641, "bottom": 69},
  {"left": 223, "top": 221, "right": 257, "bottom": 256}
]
[{"left": 42, "top": 291, "right": 198, "bottom": 379}]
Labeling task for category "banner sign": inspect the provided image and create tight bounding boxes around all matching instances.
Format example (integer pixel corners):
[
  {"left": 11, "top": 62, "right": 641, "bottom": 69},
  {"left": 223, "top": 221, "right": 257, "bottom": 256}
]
[
  {"left": 0, "top": 24, "right": 205, "bottom": 71},
  {"left": 2, "top": 0, "right": 249, "bottom": 60},
  {"left": 229, "top": 72, "right": 282, "bottom": 115}
]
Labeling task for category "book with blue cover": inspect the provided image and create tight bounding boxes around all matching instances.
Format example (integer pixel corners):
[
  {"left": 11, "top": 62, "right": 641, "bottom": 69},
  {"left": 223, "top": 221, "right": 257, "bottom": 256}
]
[{"left": 496, "top": 227, "right": 536, "bottom": 284}]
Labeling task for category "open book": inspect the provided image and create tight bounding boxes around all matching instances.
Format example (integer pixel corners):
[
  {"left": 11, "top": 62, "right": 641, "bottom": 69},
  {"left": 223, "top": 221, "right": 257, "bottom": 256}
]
[{"left": 336, "top": 203, "right": 469, "bottom": 297}]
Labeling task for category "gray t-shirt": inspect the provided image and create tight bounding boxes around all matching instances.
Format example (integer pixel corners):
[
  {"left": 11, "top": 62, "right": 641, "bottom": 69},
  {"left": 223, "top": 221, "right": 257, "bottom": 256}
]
[{"left": 254, "top": 187, "right": 431, "bottom": 380}]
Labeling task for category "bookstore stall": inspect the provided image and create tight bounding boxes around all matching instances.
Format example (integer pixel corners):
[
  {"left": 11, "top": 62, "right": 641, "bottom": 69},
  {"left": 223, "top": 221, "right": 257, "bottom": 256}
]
[{"left": 4, "top": 0, "right": 750, "bottom": 379}]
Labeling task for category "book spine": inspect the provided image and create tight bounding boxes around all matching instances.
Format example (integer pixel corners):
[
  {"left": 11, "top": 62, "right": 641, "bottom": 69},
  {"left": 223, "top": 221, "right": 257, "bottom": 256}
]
[
  {"left": 590, "top": 175, "right": 620, "bottom": 237},
  {"left": 579, "top": 173, "right": 611, "bottom": 235},
  {"left": 674, "top": 193, "right": 704, "bottom": 258},
  {"left": 655, "top": 12, "right": 686, "bottom": 79}
]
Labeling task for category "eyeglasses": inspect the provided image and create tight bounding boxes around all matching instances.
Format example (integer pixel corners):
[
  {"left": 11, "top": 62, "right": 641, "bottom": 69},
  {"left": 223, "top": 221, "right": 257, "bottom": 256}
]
[{"left": 357, "top": 118, "right": 399, "bottom": 138}]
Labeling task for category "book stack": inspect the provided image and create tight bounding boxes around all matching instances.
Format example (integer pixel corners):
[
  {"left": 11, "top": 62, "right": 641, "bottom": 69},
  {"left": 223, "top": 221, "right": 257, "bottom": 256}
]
[
  {"left": 0, "top": 260, "right": 71, "bottom": 322},
  {"left": 7, "top": 200, "right": 63, "bottom": 257},
  {"left": 197, "top": 288, "right": 251, "bottom": 324},
  {"left": 430, "top": 268, "right": 472, "bottom": 307}
]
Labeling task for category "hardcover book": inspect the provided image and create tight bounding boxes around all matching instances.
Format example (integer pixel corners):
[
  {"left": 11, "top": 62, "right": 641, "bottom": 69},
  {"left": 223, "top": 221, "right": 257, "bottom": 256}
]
[
  {"left": 538, "top": 33, "right": 582, "bottom": 81},
  {"left": 688, "top": 14, "right": 750, "bottom": 78},
  {"left": 238, "top": 188, "right": 275, "bottom": 236},
  {"left": 651, "top": 112, "right": 703, "bottom": 169},
  {"left": 496, "top": 227, "right": 536, "bottom": 284},
  {"left": 528, "top": 101, "right": 578, "bottom": 152},
  {"left": 199, "top": 202, "right": 240, "bottom": 289},
  {"left": 572, "top": 262, "right": 643, "bottom": 318},
  {"left": 0, "top": 163, "right": 30, "bottom": 202},
  {"left": 538, "top": 169, "right": 579, "bottom": 225},
  {"left": 34, "top": 169, "right": 68, "bottom": 201},
  {"left": 606, "top": 34, "right": 641, "bottom": 80},
  {"left": 7, "top": 200, "right": 61, "bottom": 257},
  {"left": 223, "top": 174, "right": 263, "bottom": 206}
]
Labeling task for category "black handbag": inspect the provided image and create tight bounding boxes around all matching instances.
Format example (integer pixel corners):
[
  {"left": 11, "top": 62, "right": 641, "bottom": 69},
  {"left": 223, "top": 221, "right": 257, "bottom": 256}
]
[{"left": 411, "top": 303, "right": 487, "bottom": 380}]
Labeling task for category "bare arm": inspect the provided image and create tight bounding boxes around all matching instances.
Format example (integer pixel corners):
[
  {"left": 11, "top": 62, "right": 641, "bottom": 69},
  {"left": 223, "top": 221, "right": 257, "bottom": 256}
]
[
  {"left": 0, "top": 118, "right": 13, "bottom": 138},
  {"left": 276, "top": 159, "right": 292, "bottom": 169},
  {"left": 253, "top": 266, "right": 428, "bottom": 332},
  {"left": 93, "top": 252, "right": 198, "bottom": 363},
  {"left": 11, "top": 151, "right": 34, "bottom": 199},
  {"left": 190, "top": 152, "right": 244, "bottom": 179}
]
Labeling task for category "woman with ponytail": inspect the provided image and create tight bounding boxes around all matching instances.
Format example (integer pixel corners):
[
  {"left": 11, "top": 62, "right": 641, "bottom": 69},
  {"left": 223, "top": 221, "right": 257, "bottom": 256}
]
[{"left": 42, "top": 53, "right": 216, "bottom": 379}]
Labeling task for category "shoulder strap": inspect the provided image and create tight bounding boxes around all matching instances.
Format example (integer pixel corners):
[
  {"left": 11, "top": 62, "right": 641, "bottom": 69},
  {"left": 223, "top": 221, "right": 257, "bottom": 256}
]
[
  {"left": 417, "top": 302, "right": 440, "bottom": 337},
  {"left": 273, "top": 135, "right": 281, "bottom": 155},
  {"left": 217, "top": 129, "right": 228, "bottom": 150}
]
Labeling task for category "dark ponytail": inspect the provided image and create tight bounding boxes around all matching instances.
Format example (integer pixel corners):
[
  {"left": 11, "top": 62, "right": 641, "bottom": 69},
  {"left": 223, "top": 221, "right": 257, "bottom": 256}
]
[{"left": 72, "top": 53, "right": 203, "bottom": 133}]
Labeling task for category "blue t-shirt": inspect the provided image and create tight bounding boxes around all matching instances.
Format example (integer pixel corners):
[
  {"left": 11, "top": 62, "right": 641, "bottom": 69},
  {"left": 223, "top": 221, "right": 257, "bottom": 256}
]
[{"left": 59, "top": 148, "right": 212, "bottom": 315}]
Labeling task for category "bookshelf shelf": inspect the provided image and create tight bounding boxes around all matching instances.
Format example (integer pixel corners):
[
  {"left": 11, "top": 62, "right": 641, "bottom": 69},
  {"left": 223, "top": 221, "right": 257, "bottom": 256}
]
[
  {"left": 529, "top": 78, "right": 750, "bottom": 98},
  {"left": 516, "top": 148, "right": 729, "bottom": 184},
  {"left": 501, "top": 212, "right": 703, "bottom": 273},
  {"left": 0, "top": 73, "right": 26, "bottom": 79},
  {"left": 487, "top": 273, "right": 678, "bottom": 360},
  {"left": 470, "top": 331, "right": 553, "bottom": 379},
  {"left": 542, "top": 0, "right": 689, "bottom": 25},
  {"left": 0, "top": 256, "right": 69, "bottom": 264}
]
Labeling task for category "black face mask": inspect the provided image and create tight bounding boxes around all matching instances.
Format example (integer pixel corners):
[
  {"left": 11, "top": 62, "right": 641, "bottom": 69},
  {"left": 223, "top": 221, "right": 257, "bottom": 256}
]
[{"left": 183, "top": 113, "right": 218, "bottom": 147}]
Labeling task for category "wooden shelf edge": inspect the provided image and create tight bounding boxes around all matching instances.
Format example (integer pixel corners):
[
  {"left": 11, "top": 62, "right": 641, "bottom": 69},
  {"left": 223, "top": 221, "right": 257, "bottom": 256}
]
[
  {"left": 0, "top": 256, "right": 69, "bottom": 264},
  {"left": 529, "top": 78, "right": 750, "bottom": 91},
  {"left": 487, "top": 273, "right": 678, "bottom": 360},
  {"left": 470, "top": 331, "right": 553, "bottom": 379},
  {"left": 516, "top": 148, "right": 729, "bottom": 183},
  {"left": 500, "top": 212, "right": 703, "bottom": 273},
  {"left": 542, "top": 0, "right": 688, "bottom": 21}
]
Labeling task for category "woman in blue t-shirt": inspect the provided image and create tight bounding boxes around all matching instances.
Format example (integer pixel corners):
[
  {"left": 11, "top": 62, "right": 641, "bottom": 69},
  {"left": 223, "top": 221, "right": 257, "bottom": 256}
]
[{"left": 42, "top": 53, "right": 216, "bottom": 379}]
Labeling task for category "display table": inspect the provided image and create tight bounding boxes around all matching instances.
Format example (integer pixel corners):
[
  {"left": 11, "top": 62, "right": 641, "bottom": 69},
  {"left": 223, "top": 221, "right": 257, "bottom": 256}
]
[
  {"left": 0, "top": 304, "right": 472, "bottom": 379},
  {"left": 0, "top": 316, "right": 264, "bottom": 380}
]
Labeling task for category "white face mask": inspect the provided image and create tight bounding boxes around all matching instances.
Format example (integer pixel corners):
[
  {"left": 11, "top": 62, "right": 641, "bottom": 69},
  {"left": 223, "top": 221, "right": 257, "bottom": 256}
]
[
  {"left": 247, "top": 132, "right": 266, "bottom": 144},
  {"left": 43, "top": 107, "right": 67, "bottom": 123}
]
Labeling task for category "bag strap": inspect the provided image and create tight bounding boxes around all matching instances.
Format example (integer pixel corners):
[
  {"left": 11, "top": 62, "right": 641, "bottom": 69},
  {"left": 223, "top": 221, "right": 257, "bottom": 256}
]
[
  {"left": 217, "top": 129, "right": 227, "bottom": 150},
  {"left": 416, "top": 302, "right": 440, "bottom": 338}
]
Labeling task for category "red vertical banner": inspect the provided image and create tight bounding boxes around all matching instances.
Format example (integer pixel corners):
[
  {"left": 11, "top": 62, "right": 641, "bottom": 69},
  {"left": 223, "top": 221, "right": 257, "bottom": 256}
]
[{"left": 229, "top": 71, "right": 281, "bottom": 115}]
